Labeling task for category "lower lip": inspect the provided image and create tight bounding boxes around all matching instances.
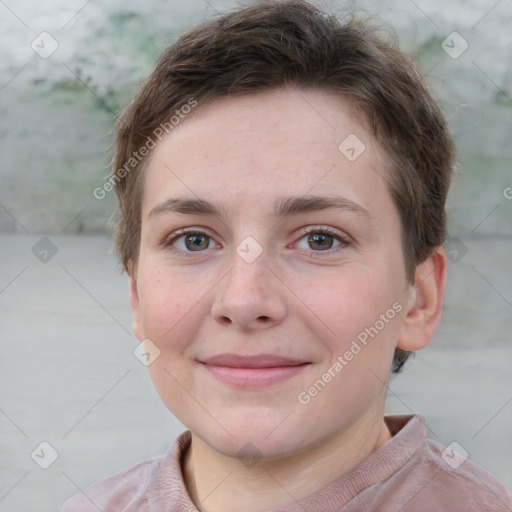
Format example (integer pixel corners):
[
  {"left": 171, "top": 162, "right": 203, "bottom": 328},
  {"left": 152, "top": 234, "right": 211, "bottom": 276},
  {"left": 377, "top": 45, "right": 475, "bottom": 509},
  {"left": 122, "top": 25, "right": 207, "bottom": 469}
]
[{"left": 201, "top": 363, "right": 309, "bottom": 387}]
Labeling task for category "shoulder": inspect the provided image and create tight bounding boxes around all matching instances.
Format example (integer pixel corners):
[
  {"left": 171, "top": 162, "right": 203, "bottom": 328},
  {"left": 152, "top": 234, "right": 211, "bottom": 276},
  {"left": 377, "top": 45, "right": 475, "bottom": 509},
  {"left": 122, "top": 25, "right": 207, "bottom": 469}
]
[
  {"left": 62, "top": 457, "right": 154, "bottom": 512},
  {"left": 415, "top": 438, "right": 512, "bottom": 510},
  {"left": 61, "top": 431, "right": 192, "bottom": 512},
  {"left": 365, "top": 415, "right": 512, "bottom": 511},
  {"left": 384, "top": 435, "right": 511, "bottom": 511}
]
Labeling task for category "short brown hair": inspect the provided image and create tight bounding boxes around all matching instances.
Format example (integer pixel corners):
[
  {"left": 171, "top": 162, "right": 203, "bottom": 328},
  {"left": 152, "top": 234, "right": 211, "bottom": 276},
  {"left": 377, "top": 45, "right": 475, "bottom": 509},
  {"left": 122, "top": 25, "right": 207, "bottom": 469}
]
[{"left": 110, "top": 0, "right": 455, "bottom": 372}]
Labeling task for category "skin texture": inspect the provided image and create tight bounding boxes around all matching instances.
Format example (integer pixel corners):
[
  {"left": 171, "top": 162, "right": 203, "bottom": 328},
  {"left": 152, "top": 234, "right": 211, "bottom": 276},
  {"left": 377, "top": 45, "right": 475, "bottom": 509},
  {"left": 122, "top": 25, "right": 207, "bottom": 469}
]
[{"left": 129, "top": 88, "right": 447, "bottom": 512}]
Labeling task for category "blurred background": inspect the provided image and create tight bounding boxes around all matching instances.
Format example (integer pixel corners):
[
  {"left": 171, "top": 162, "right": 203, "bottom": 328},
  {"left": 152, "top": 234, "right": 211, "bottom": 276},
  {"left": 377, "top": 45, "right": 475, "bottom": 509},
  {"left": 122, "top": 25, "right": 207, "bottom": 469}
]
[{"left": 0, "top": 0, "right": 511, "bottom": 510}]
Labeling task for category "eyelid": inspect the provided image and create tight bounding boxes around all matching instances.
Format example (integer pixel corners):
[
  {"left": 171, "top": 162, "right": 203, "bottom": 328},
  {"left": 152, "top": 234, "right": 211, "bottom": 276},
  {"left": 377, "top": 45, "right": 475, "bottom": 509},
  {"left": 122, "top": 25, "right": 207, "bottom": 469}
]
[{"left": 294, "top": 225, "right": 350, "bottom": 240}]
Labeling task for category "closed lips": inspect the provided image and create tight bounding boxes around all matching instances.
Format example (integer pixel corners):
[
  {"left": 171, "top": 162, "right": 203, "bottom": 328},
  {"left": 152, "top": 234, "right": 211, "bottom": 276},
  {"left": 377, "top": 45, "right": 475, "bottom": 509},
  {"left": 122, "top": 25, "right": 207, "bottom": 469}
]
[
  {"left": 198, "top": 354, "right": 311, "bottom": 387},
  {"left": 199, "top": 354, "right": 310, "bottom": 368}
]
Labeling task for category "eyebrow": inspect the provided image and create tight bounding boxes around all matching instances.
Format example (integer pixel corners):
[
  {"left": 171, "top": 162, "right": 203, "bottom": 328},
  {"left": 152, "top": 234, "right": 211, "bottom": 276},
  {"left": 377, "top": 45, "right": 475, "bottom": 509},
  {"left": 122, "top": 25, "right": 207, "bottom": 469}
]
[{"left": 148, "top": 195, "right": 370, "bottom": 219}]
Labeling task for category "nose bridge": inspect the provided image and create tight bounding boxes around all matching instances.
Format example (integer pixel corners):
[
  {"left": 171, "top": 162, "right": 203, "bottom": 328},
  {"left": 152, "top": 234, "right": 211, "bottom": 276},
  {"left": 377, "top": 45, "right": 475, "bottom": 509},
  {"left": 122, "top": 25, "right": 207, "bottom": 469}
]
[
  {"left": 224, "top": 241, "right": 271, "bottom": 305},
  {"left": 225, "top": 231, "right": 269, "bottom": 287}
]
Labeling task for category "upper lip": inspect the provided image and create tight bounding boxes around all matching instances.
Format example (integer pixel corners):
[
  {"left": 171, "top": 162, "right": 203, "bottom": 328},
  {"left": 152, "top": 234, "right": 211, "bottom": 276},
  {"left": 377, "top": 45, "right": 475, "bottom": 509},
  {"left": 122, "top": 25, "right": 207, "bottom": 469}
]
[{"left": 199, "top": 354, "right": 310, "bottom": 368}]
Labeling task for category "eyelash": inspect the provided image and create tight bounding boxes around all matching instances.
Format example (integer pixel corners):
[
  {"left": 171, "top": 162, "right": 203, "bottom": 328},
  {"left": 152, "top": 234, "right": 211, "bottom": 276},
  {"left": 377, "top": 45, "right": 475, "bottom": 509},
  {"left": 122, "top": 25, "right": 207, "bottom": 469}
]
[{"left": 163, "top": 226, "right": 351, "bottom": 257}]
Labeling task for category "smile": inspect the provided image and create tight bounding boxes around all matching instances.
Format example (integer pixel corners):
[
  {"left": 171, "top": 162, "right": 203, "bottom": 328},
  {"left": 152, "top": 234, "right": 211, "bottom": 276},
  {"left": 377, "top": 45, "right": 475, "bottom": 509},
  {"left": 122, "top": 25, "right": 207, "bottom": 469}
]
[{"left": 198, "top": 354, "right": 311, "bottom": 387}]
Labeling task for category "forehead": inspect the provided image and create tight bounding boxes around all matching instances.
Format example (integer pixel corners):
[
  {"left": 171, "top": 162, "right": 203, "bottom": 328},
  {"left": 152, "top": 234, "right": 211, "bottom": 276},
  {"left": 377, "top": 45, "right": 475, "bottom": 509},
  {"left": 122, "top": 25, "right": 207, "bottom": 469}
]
[{"left": 141, "top": 88, "right": 392, "bottom": 220}]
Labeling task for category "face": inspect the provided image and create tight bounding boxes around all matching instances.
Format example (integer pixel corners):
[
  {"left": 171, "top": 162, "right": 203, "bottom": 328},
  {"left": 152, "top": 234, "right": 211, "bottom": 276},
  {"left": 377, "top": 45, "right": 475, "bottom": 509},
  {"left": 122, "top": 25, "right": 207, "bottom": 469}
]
[{"left": 130, "top": 88, "right": 414, "bottom": 460}]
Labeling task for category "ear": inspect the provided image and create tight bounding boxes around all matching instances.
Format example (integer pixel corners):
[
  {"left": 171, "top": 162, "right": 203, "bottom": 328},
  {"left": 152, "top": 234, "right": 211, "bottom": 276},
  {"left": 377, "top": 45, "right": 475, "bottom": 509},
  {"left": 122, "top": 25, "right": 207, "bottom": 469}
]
[
  {"left": 128, "top": 267, "right": 144, "bottom": 341},
  {"left": 396, "top": 246, "right": 448, "bottom": 352}
]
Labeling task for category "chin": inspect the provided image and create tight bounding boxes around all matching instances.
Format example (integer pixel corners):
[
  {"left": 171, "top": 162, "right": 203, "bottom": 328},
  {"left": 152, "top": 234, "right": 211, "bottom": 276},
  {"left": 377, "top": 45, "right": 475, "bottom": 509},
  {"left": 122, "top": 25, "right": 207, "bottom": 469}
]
[{"left": 190, "top": 411, "right": 316, "bottom": 462}]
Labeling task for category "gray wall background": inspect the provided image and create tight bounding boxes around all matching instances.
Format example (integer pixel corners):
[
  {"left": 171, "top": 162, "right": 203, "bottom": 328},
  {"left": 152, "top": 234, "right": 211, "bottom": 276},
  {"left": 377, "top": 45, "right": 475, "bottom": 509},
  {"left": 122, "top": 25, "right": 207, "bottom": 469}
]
[{"left": 1, "top": 1, "right": 511, "bottom": 511}]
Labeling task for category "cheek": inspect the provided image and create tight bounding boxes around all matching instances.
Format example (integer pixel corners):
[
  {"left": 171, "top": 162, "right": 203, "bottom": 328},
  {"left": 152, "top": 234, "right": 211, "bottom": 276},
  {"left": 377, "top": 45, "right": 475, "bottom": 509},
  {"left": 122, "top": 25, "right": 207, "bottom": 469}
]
[
  {"left": 309, "top": 267, "right": 396, "bottom": 333},
  {"left": 138, "top": 268, "right": 210, "bottom": 421},
  {"left": 137, "top": 267, "right": 208, "bottom": 353},
  {"left": 301, "top": 271, "right": 404, "bottom": 416},
  {"left": 300, "top": 260, "right": 406, "bottom": 378}
]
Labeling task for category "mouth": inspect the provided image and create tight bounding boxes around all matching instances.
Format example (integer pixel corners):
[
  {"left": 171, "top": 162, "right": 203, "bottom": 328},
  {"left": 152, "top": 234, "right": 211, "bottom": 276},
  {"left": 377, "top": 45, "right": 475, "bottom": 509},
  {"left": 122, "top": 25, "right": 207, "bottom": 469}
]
[{"left": 197, "top": 354, "right": 311, "bottom": 387}]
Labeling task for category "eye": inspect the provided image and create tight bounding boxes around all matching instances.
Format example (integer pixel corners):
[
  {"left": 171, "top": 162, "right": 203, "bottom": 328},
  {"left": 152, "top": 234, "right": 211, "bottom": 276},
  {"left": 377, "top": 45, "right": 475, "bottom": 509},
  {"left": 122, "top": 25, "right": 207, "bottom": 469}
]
[
  {"left": 163, "top": 226, "right": 350, "bottom": 256},
  {"left": 165, "top": 230, "right": 217, "bottom": 253},
  {"left": 294, "top": 226, "right": 349, "bottom": 252}
]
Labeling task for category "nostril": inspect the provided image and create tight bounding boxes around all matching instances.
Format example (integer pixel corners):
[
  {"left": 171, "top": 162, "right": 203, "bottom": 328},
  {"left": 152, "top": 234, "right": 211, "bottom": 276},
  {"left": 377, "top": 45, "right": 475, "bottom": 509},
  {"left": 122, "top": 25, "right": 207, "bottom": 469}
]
[
  {"left": 220, "top": 316, "right": 232, "bottom": 326},
  {"left": 258, "top": 316, "right": 270, "bottom": 321}
]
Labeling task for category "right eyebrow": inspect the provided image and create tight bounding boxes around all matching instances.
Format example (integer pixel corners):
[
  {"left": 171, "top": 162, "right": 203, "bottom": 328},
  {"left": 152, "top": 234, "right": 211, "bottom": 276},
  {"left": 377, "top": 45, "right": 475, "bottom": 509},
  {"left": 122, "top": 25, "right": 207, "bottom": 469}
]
[{"left": 148, "top": 197, "right": 225, "bottom": 218}]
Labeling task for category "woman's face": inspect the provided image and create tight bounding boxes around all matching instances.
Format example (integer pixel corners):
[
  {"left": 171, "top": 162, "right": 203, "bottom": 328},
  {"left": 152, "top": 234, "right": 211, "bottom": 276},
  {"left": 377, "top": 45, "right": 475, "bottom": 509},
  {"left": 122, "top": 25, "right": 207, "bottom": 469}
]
[{"left": 130, "top": 88, "right": 413, "bottom": 460}]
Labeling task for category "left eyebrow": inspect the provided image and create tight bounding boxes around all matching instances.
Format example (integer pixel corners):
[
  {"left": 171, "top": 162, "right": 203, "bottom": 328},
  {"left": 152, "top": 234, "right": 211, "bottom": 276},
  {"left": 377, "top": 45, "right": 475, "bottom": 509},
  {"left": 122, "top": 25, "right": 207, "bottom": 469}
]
[
  {"left": 274, "top": 195, "right": 371, "bottom": 218},
  {"left": 147, "top": 194, "right": 371, "bottom": 219}
]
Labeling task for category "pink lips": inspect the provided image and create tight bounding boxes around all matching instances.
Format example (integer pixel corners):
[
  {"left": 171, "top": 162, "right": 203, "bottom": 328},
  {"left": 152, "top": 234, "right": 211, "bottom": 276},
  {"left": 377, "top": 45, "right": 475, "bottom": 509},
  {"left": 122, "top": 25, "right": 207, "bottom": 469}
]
[{"left": 199, "top": 354, "right": 310, "bottom": 387}]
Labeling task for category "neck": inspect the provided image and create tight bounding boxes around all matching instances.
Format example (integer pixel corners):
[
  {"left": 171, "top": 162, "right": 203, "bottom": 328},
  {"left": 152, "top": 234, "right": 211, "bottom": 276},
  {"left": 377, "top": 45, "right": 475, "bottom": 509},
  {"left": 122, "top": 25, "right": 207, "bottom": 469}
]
[{"left": 182, "top": 411, "right": 392, "bottom": 512}]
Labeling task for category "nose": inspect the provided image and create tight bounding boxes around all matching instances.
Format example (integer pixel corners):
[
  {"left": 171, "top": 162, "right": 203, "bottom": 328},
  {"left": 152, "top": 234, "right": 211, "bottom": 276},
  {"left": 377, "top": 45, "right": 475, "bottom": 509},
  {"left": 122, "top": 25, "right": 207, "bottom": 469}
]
[{"left": 210, "top": 248, "right": 288, "bottom": 331}]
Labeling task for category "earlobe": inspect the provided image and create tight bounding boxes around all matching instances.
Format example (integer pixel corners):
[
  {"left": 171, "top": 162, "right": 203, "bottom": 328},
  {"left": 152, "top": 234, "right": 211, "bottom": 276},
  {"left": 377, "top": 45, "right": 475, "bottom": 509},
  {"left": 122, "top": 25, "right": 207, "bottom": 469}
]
[
  {"left": 396, "top": 247, "right": 448, "bottom": 352},
  {"left": 129, "top": 275, "right": 144, "bottom": 341}
]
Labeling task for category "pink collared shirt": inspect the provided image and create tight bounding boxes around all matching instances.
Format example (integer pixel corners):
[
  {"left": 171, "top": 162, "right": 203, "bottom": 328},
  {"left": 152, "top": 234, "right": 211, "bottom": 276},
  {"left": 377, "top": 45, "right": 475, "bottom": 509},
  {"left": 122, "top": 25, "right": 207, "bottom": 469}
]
[{"left": 62, "top": 414, "right": 512, "bottom": 511}]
